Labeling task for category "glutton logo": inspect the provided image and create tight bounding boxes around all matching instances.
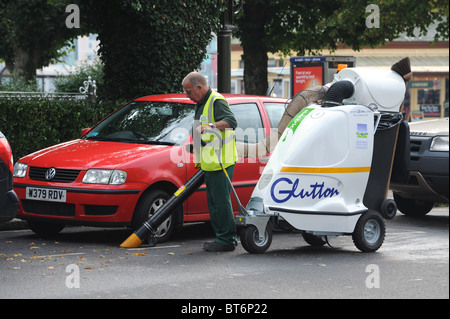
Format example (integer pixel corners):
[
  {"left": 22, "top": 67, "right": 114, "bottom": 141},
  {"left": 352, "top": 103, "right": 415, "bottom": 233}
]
[{"left": 270, "top": 177, "right": 340, "bottom": 203}]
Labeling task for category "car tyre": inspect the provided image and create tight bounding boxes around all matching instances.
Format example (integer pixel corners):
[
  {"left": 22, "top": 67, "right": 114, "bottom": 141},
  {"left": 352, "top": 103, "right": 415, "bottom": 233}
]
[
  {"left": 393, "top": 193, "right": 434, "bottom": 217},
  {"left": 302, "top": 233, "right": 327, "bottom": 247},
  {"left": 131, "top": 189, "right": 176, "bottom": 243},
  {"left": 27, "top": 220, "right": 65, "bottom": 237}
]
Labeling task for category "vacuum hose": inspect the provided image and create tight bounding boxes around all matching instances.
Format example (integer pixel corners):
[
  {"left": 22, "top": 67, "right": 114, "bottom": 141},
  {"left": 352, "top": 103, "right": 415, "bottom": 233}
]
[
  {"left": 322, "top": 80, "right": 354, "bottom": 107},
  {"left": 236, "top": 85, "right": 328, "bottom": 158}
]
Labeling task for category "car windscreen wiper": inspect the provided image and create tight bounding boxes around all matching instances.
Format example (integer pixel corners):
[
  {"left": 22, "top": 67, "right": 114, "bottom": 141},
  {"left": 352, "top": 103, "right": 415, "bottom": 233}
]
[
  {"left": 141, "top": 140, "right": 176, "bottom": 146},
  {"left": 84, "top": 136, "right": 118, "bottom": 142},
  {"left": 84, "top": 136, "right": 175, "bottom": 146}
]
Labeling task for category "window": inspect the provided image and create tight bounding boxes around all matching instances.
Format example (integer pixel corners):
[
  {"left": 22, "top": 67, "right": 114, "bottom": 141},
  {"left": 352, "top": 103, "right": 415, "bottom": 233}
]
[
  {"left": 85, "top": 101, "right": 195, "bottom": 145},
  {"left": 269, "top": 79, "right": 283, "bottom": 97},
  {"left": 230, "top": 103, "right": 264, "bottom": 143},
  {"left": 263, "top": 102, "right": 287, "bottom": 128},
  {"left": 418, "top": 88, "right": 440, "bottom": 105}
]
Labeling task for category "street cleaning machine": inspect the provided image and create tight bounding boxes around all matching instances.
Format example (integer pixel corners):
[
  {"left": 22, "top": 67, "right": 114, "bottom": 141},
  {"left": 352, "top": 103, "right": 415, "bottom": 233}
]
[{"left": 121, "top": 58, "right": 411, "bottom": 254}]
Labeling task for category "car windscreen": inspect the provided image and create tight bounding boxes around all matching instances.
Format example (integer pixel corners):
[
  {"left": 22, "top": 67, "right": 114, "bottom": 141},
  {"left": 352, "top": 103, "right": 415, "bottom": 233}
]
[{"left": 84, "top": 101, "right": 195, "bottom": 145}]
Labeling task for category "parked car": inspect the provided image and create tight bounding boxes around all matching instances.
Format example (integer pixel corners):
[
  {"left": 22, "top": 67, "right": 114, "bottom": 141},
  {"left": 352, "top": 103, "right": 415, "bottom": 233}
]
[
  {"left": 390, "top": 117, "right": 449, "bottom": 216},
  {"left": 13, "top": 93, "right": 288, "bottom": 240},
  {"left": 1, "top": 131, "right": 19, "bottom": 223}
]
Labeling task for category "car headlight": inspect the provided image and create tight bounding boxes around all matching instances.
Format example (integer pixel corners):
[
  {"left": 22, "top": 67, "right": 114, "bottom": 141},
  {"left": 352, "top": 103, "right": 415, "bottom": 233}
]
[
  {"left": 82, "top": 169, "right": 127, "bottom": 185},
  {"left": 13, "top": 162, "right": 28, "bottom": 178},
  {"left": 430, "top": 136, "right": 449, "bottom": 152}
]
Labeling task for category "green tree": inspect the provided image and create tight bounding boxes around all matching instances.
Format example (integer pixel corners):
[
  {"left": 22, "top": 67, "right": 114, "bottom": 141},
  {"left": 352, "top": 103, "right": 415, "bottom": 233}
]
[
  {"left": 0, "top": 0, "right": 87, "bottom": 83},
  {"left": 85, "top": 0, "right": 221, "bottom": 100},
  {"left": 234, "top": 0, "right": 449, "bottom": 95}
]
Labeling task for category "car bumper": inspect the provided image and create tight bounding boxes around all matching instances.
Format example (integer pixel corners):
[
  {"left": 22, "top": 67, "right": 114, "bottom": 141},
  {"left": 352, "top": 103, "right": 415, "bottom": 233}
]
[
  {"left": 391, "top": 154, "right": 449, "bottom": 203},
  {"left": 14, "top": 182, "right": 144, "bottom": 226}
]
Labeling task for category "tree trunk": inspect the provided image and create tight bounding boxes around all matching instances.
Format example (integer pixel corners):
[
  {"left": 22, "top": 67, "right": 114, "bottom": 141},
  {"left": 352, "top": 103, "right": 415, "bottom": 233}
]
[
  {"left": 239, "top": 0, "right": 269, "bottom": 96},
  {"left": 13, "top": 46, "right": 39, "bottom": 84}
]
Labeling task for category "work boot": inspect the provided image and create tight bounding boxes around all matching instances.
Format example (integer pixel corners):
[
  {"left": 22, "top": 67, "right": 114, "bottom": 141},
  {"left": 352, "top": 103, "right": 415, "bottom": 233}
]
[{"left": 203, "top": 241, "right": 235, "bottom": 252}]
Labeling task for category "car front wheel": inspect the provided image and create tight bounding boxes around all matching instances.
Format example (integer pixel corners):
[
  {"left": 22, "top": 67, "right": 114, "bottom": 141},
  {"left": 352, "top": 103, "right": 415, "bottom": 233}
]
[
  {"left": 27, "top": 220, "right": 65, "bottom": 237},
  {"left": 131, "top": 189, "right": 176, "bottom": 243}
]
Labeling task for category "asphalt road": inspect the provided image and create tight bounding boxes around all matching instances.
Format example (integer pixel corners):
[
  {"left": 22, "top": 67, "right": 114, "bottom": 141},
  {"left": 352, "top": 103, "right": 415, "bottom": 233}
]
[{"left": 1, "top": 207, "right": 448, "bottom": 302}]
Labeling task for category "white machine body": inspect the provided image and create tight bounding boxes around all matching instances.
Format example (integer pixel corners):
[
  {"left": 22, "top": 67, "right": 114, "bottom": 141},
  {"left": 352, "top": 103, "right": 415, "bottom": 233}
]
[
  {"left": 252, "top": 104, "right": 374, "bottom": 234},
  {"left": 334, "top": 68, "right": 406, "bottom": 112},
  {"left": 248, "top": 67, "right": 406, "bottom": 235}
]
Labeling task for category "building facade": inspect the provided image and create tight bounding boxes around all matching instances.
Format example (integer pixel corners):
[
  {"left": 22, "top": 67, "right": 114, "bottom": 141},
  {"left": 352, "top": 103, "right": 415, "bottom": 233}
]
[{"left": 230, "top": 38, "right": 449, "bottom": 121}]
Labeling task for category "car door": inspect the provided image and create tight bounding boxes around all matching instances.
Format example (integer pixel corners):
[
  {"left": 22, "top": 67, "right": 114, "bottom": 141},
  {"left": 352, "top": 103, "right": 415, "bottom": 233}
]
[
  {"left": 229, "top": 101, "right": 267, "bottom": 208},
  {"left": 183, "top": 99, "right": 287, "bottom": 218},
  {"left": 183, "top": 100, "right": 267, "bottom": 218}
]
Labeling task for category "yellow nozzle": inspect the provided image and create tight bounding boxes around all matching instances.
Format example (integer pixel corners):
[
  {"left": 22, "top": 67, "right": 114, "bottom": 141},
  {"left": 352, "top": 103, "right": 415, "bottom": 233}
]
[{"left": 120, "top": 233, "right": 143, "bottom": 248}]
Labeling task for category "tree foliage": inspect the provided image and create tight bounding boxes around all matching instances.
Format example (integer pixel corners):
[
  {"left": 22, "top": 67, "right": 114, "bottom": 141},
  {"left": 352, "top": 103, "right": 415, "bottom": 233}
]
[
  {"left": 234, "top": 0, "right": 449, "bottom": 95},
  {"left": 0, "top": 0, "right": 86, "bottom": 82},
  {"left": 86, "top": 0, "right": 221, "bottom": 100}
]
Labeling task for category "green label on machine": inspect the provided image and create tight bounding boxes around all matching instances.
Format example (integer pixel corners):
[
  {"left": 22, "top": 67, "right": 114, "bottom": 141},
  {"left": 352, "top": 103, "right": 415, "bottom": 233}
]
[{"left": 282, "top": 108, "right": 313, "bottom": 142}]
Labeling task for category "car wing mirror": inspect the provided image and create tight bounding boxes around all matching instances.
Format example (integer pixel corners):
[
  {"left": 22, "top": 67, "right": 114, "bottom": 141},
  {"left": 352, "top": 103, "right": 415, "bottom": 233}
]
[{"left": 81, "top": 128, "right": 91, "bottom": 137}]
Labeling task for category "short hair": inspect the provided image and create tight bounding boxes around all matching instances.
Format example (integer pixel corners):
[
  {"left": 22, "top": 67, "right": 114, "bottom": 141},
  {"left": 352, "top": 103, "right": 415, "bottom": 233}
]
[{"left": 183, "top": 72, "right": 207, "bottom": 87}]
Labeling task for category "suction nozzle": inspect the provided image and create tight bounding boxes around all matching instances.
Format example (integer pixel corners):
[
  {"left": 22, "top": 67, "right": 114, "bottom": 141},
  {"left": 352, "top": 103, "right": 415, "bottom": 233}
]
[
  {"left": 322, "top": 80, "right": 355, "bottom": 107},
  {"left": 120, "top": 233, "right": 143, "bottom": 248}
]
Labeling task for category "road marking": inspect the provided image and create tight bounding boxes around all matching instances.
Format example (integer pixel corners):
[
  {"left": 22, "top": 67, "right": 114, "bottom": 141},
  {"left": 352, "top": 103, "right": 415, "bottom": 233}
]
[
  {"left": 126, "top": 245, "right": 181, "bottom": 251},
  {"left": 36, "top": 252, "right": 85, "bottom": 258}
]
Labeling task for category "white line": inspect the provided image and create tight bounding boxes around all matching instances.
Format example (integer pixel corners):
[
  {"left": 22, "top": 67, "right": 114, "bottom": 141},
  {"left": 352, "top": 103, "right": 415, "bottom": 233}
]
[
  {"left": 127, "top": 245, "right": 181, "bottom": 251},
  {"left": 36, "top": 252, "right": 85, "bottom": 258}
]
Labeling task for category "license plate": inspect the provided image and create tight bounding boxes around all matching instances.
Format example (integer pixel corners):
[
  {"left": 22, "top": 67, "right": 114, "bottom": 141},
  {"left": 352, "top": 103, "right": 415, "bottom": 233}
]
[{"left": 26, "top": 187, "right": 67, "bottom": 202}]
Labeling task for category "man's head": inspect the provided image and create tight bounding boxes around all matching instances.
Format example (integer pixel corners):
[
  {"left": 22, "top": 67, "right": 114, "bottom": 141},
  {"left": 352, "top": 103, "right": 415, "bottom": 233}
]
[{"left": 182, "top": 72, "right": 209, "bottom": 103}]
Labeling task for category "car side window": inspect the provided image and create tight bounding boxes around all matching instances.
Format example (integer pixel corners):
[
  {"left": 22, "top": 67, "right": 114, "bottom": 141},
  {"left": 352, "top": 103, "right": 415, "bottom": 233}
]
[
  {"left": 263, "top": 102, "right": 287, "bottom": 128},
  {"left": 230, "top": 103, "right": 265, "bottom": 143}
]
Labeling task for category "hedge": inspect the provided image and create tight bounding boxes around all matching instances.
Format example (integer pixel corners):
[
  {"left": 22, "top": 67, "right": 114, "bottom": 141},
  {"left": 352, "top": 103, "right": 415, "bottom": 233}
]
[{"left": 0, "top": 99, "right": 122, "bottom": 161}]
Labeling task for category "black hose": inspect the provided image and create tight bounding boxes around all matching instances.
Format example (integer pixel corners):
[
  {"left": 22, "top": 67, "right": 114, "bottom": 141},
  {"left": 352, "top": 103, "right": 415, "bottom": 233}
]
[{"left": 322, "top": 80, "right": 354, "bottom": 107}]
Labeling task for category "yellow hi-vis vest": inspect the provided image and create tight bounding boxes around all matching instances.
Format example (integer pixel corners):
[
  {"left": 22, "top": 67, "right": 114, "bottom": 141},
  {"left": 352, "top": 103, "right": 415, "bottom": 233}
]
[{"left": 197, "top": 91, "right": 238, "bottom": 171}]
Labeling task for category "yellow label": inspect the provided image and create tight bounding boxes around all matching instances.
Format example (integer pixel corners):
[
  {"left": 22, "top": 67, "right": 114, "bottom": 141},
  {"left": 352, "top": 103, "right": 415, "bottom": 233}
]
[{"left": 174, "top": 185, "right": 186, "bottom": 196}]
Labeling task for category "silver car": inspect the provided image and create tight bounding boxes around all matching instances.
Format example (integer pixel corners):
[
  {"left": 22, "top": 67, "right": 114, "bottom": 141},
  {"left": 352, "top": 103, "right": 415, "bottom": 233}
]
[{"left": 390, "top": 117, "right": 449, "bottom": 216}]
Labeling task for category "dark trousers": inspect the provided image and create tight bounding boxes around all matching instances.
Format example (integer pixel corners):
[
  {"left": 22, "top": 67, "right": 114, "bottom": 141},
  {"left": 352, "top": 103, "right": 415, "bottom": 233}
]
[{"left": 204, "top": 165, "right": 237, "bottom": 246}]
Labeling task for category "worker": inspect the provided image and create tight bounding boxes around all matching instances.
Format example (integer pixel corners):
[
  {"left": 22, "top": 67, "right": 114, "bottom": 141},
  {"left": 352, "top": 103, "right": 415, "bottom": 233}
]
[{"left": 182, "top": 72, "right": 238, "bottom": 252}]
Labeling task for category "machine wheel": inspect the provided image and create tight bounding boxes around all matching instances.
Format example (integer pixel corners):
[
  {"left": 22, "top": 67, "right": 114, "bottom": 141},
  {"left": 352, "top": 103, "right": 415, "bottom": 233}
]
[
  {"left": 302, "top": 233, "right": 327, "bottom": 247},
  {"left": 380, "top": 199, "right": 397, "bottom": 220},
  {"left": 240, "top": 224, "right": 272, "bottom": 254},
  {"left": 131, "top": 189, "right": 176, "bottom": 243},
  {"left": 352, "top": 210, "right": 385, "bottom": 252}
]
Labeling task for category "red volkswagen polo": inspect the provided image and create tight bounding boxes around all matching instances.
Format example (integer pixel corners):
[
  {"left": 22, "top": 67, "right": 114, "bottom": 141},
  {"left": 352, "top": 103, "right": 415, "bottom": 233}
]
[{"left": 13, "top": 93, "right": 287, "bottom": 241}]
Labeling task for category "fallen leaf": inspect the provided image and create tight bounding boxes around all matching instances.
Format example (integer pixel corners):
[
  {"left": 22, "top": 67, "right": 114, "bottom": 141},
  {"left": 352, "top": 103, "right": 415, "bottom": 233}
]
[
  {"left": 30, "top": 246, "right": 39, "bottom": 249},
  {"left": 133, "top": 252, "right": 147, "bottom": 256},
  {"left": 47, "top": 266, "right": 55, "bottom": 270},
  {"left": 168, "top": 252, "right": 175, "bottom": 256}
]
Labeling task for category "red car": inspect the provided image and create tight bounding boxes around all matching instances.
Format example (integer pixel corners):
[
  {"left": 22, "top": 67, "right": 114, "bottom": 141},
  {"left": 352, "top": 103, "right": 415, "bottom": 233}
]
[
  {"left": 13, "top": 94, "right": 288, "bottom": 241},
  {"left": 1, "top": 131, "right": 18, "bottom": 223}
]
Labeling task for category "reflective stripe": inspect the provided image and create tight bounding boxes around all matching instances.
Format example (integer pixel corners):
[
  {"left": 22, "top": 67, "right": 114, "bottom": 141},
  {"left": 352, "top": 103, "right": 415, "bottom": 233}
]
[
  {"left": 280, "top": 166, "right": 371, "bottom": 174},
  {"left": 199, "top": 91, "right": 237, "bottom": 171}
]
